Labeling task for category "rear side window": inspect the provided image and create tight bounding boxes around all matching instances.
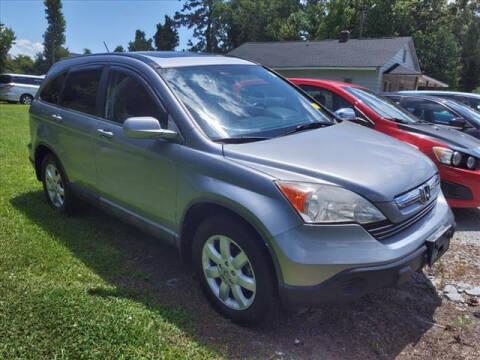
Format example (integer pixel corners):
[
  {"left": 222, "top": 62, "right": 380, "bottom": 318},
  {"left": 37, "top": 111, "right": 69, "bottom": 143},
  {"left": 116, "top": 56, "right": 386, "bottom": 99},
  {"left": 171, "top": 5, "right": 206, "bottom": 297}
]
[
  {"left": 0, "top": 75, "right": 12, "bottom": 84},
  {"left": 40, "top": 73, "right": 66, "bottom": 104},
  {"left": 12, "top": 76, "right": 29, "bottom": 84},
  {"left": 104, "top": 69, "right": 166, "bottom": 126},
  {"left": 15, "top": 77, "right": 42, "bottom": 85},
  {"left": 61, "top": 68, "right": 102, "bottom": 115}
]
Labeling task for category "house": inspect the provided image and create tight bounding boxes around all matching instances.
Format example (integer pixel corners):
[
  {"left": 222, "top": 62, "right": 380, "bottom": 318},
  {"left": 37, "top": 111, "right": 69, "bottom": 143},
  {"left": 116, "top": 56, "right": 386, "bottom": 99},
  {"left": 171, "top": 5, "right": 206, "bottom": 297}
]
[{"left": 228, "top": 33, "right": 448, "bottom": 92}]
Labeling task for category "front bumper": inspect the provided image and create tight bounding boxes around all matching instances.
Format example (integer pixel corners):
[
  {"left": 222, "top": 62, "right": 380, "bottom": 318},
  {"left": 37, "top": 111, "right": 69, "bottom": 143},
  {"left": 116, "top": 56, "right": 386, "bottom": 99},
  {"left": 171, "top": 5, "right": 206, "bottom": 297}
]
[
  {"left": 280, "top": 226, "right": 453, "bottom": 308},
  {"left": 439, "top": 164, "right": 480, "bottom": 208},
  {"left": 270, "top": 192, "right": 455, "bottom": 308}
]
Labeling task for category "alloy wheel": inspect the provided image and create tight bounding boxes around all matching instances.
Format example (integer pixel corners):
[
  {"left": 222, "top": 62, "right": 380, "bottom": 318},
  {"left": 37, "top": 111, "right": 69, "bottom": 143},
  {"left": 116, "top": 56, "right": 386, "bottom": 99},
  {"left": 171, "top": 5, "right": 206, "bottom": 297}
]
[
  {"left": 202, "top": 235, "right": 256, "bottom": 310},
  {"left": 45, "top": 163, "right": 65, "bottom": 208}
]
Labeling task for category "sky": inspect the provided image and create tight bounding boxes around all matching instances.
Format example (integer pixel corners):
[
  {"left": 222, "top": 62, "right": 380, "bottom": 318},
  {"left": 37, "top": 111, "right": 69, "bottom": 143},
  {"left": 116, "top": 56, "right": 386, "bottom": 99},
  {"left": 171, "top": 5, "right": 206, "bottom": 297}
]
[{"left": 0, "top": 0, "right": 194, "bottom": 58}]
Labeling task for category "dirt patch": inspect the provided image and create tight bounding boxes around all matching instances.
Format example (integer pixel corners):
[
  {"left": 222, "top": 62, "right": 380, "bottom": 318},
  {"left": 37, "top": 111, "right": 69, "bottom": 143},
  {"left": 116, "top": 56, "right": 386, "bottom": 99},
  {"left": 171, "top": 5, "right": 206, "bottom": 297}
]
[{"left": 23, "top": 201, "right": 480, "bottom": 359}]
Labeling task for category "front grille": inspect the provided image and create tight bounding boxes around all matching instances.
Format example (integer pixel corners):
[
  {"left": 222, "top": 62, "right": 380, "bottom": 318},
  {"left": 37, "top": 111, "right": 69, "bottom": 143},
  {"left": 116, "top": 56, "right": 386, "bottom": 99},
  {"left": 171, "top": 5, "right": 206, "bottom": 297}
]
[{"left": 366, "top": 199, "right": 437, "bottom": 240}]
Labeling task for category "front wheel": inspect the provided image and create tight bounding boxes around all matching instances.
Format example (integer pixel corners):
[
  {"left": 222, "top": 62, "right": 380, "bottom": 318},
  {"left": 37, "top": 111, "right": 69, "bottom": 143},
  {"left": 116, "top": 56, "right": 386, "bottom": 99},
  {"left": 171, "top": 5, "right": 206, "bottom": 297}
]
[
  {"left": 19, "top": 94, "right": 33, "bottom": 105},
  {"left": 192, "top": 214, "right": 276, "bottom": 325}
]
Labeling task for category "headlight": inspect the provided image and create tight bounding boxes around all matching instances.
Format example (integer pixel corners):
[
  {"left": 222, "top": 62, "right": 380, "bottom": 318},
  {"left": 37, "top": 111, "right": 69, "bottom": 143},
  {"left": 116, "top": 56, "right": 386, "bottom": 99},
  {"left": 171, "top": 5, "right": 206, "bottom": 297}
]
[
  {"left": 452, "top": 151, "right": 462, "bottom": 166},
  {"left": 276, "top": 181, "right": 386, "bottom": 224},
  {"left": 433, "top": 146, "right": 478, "bottom": 170},
  {"left": 432, "top": 147, "right": 453, "bottom": 165},
  {"left": 467, "top": 156, "right": 477, "bottom": 169}
]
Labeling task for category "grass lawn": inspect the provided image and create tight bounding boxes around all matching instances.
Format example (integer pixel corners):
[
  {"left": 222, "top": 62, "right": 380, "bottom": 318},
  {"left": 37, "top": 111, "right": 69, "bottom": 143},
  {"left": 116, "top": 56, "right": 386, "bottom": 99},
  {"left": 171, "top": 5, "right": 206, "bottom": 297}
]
[{"left": 0, "top": 104, "right": 220, "bottom": 359}]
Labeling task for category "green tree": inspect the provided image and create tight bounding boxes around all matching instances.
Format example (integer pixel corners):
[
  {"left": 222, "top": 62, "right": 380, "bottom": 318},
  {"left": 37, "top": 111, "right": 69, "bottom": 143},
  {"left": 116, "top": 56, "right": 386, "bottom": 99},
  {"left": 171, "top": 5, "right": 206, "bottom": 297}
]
[
  {"left": 392, "top": 0, "right": 461, "bottom": 88},
  {"left": 0, "top": 23, "right": 16, "bottom": 73},
  {"left": 113, "top": 45, "right": 125, "bottom": 52},
  {"left": 5, "top": 55, "right": 34, "bottom": 74},
  {"left": 43, "top": 0, "right": 67, "bottom": 68},
  {"left": 174, "top": 0, "right": 224, "bottom": 52},
  {"left": 154, "top": 15, "right": 179, "bottom": 50},
  {"left": 83, "top": 48, "right": 91, "bottom": 54},
  {"left": 303, "top": 0, "right": 328, "bottom": 40},
  {"left": 128, "top": 30, "right": 153, "bottom": 51},
  {"left": 460, "top": 16, "right": 480, "bottom": 91},
  {"left": 316, "top": 0, "right": 356, "bottom": 39},
  {"left": 219, "top": 0, "right": 305, "bottom": 51},
  {"left": 32, "top": 53, "right": 49, "bottom": 74}
]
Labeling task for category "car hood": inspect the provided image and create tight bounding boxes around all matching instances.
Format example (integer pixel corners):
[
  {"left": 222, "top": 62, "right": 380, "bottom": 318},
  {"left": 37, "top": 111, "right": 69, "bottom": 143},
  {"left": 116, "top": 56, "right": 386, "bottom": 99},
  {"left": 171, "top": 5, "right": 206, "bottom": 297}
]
[
  {"left": 223, "top": 121, "right": 436, "bottom": 202},
  {"left": 400, "top": 123, "right": 480, "bottom": 157}
]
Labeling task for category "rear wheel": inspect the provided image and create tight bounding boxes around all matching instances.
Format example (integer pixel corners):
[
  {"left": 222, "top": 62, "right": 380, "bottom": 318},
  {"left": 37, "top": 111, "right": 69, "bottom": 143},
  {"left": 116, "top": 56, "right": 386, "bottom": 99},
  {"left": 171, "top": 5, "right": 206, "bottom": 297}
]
[
  {"left": 192, "top": 214, "right": 276, "bottom": 325},
  {"left": 20, "top": 94, "right": 33, "bottom": 105},
  {"left": 41, "top": 154, "right": 76, "bottom": 213}
]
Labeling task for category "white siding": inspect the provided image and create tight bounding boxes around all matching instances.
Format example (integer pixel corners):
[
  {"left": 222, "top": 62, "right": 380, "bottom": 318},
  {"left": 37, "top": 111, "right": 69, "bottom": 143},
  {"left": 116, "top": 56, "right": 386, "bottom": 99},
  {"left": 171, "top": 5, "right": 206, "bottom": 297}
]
[{"left": 275, "top": 68, "right": 380, "bottom": 92}]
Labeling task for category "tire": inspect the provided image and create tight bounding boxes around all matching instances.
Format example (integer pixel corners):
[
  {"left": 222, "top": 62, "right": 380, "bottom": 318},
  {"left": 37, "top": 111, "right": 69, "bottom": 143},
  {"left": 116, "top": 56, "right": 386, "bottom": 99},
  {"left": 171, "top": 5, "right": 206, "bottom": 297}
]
[
  {"left": 41, "top": 154, "right": 76, "bottom": 213},
  {"left": 192, "top": 214, "right": 276, "bottom": 325},
  {"left": 19, "top": 94, "right": 33, "bottom": 105}
]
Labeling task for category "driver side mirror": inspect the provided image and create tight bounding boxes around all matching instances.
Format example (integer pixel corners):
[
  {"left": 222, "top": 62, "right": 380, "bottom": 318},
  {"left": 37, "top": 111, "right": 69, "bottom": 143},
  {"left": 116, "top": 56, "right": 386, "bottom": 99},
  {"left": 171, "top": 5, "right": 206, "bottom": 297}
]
[
  {"left": 334, "top": 107, "right": 374, "bottom": 128},
  {"left": 123, "top": 116, "right": 179, "bottom": 141},
  {"left": 450, "top": 117, "right": 467, "bottom": 128},
  {"left": 334, "top": 107, "right": 356, "bottom": 120}
]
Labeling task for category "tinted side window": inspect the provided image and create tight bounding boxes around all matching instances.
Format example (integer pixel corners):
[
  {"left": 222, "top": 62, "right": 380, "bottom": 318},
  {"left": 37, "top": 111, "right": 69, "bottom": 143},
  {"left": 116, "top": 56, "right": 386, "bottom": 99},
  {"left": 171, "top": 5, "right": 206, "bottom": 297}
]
[
  {"left": 298, "top": 84, "right": 351, "bottom": 112},
  {"left": 0, "top": 75, "right": 12, "bottom": 84},
  {"left": 104, "top": 69, "right": 166, "bottom": 126},
  {"left": 40, "top": 73, "right": 66, "bottom": 104},
  {"left": 453, "top": 96, "right": 480, "bottom": 111},
  {"left": 402, "top": 98, "right": 456, "bottom": 125},
  {"left": 61, "top": 68, "right": 102, "bottom": 115}
]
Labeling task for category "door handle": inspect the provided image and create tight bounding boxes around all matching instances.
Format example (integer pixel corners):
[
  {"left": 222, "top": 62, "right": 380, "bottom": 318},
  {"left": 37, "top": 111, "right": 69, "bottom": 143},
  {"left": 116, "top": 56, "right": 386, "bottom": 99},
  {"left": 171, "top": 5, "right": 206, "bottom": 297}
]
[
  {"left": 51, "top": 114, "right": 62, "bottom": 122},
  {"left": 97, "top": 129, "right": 114, "bottom": 138}
]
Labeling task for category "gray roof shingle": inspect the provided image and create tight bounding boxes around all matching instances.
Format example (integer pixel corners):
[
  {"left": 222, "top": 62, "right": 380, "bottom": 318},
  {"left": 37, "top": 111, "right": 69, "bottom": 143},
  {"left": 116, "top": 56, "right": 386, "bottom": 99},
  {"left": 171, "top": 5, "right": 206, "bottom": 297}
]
[
  {"left": 385, "top": 64, "right": 421, "bottom": 75},
  {"left": 228, "top": 37, "right": 414, "bottom": 68}
]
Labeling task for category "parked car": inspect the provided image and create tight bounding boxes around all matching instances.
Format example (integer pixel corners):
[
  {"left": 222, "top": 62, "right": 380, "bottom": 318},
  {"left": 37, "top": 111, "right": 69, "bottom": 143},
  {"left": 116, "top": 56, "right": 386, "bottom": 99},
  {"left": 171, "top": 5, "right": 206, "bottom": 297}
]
[
  {"left": 289, "top": 78, "right": 480, "bottom": 208},
  {"left": 0, "top": 73, "right": 44, "bottom": 104},
  {"left": 29, "top": 53, "right": 454, "bottom": 324},
  {"left": 399, "top": 90, "right": 480, "bottom": 112},
  {"left": 383, "top": 93, "right": 480, "bottom": 139}
]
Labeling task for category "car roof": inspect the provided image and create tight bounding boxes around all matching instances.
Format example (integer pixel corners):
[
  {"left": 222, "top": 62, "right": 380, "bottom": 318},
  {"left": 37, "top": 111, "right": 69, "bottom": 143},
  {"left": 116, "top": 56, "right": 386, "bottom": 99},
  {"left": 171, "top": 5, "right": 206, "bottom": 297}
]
[
  {"left": 289, "top": 78, "right": 363, "bottom": 89},
  {"left": 383, "top": 92, "right": 472, "bottom": 109},
  {"left": 57, "top": 51, "right": 256, "bottom": 68},
  {"left": 399, "top": 90, "right": 480, "bottom": 99},
  {"left": 0, "top": 73, "right": 45, "bottom": 78},
  {"left": 383, "top": 92, "right": 443, "bottom": 102}
]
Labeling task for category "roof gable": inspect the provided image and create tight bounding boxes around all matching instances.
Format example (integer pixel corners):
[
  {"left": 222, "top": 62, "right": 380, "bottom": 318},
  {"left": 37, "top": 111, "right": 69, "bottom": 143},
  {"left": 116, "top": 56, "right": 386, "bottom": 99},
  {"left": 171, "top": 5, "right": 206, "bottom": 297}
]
[{"left": 228, "top": 37, "right": 415, "bottom": 68}]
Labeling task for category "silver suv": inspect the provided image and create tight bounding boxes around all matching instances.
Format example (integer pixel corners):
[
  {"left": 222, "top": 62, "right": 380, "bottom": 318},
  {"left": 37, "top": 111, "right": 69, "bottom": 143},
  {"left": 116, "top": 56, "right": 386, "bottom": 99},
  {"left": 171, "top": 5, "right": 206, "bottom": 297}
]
[
  {"left": 29, "top": 52, "right": 455, "bottom": 325},
  {"left": 0, "top": 73, "right": 44, "bottom": 104}
]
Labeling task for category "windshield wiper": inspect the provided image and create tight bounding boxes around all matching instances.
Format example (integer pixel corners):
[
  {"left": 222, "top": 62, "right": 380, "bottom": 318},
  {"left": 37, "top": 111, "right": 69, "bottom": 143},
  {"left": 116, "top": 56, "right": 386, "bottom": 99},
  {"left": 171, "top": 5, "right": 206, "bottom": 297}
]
[
  {"left": 280, "top": 122, "right": 331, "bottom": 136},
  {"left": 212, "top": 136, "right": 270, "bottom": 144}
]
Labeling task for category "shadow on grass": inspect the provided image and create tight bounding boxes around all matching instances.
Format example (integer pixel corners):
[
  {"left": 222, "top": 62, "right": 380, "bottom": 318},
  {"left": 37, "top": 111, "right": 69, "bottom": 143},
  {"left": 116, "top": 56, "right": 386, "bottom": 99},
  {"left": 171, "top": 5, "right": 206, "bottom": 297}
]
[
  {"left": 11, "top": 190, "right": 443, "bottom": 359},
  {"left": 453, "top": 207, "right": 480, "bottom": 232}
]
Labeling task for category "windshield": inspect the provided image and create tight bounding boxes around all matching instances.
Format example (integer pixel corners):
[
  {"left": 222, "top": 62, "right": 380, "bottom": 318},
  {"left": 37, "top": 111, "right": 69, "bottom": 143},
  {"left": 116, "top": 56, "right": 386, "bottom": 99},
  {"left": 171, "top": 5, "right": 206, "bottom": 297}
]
[
  {"left": 345, "top": 86, "right": 419, "bottom": 124},
  {"left": 159, "top": 65, "right": 332, "bottom": 140},
  {"left": 446, "top": 100, "right": 480, "bottom": 126}
]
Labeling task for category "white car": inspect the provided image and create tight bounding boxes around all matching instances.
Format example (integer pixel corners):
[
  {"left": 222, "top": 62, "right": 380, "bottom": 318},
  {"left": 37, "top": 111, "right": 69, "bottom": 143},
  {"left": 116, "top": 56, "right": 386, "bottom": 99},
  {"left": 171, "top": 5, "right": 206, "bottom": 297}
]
[{"left": 0, "top": 73, "right": 45, "bottom": 105}]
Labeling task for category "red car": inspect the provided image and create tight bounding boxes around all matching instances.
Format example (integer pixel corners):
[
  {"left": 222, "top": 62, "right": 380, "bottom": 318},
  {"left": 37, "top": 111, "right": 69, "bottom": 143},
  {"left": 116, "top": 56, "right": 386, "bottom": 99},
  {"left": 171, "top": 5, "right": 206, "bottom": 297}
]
[{"left": 289, "top": 78, "right": 480, "bottom": 208}]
